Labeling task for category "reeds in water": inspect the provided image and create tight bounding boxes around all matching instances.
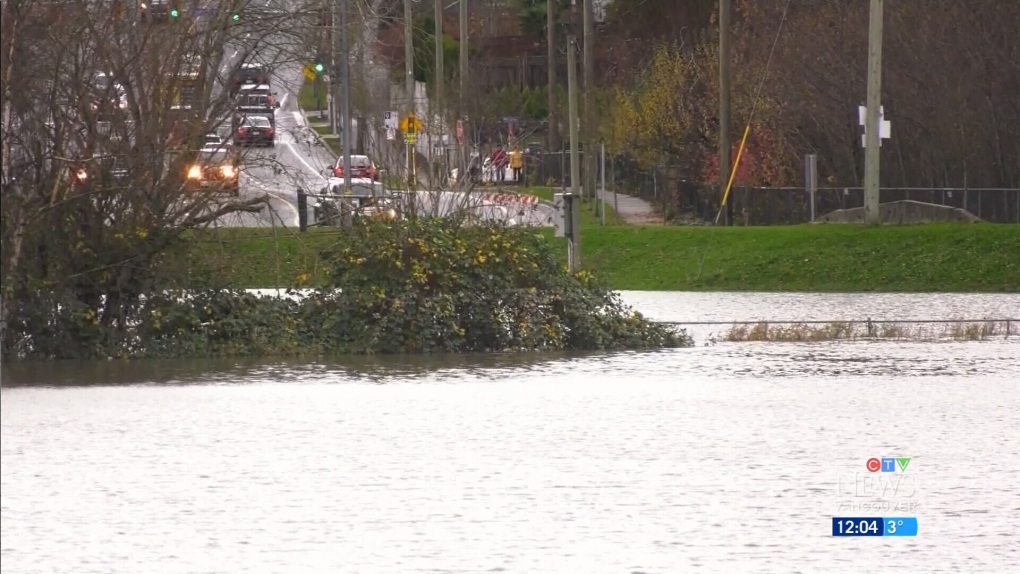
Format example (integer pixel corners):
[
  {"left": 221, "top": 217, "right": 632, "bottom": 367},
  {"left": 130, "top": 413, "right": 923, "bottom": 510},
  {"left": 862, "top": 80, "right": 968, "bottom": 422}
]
[{"left": 721, "top": 320, "right": 1016, "bottom": 342}]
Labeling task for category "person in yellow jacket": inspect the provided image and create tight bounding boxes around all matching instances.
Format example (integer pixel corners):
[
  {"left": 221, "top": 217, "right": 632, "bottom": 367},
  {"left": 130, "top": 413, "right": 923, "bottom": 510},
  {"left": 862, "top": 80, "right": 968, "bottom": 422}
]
[{"left": 509, "top": 145, "right": 524, "bottom": 185}]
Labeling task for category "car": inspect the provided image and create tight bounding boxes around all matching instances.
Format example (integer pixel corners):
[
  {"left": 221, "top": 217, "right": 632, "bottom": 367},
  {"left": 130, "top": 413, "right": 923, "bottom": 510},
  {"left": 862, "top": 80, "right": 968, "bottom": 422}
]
[
  {"left": 234, "top": 115, "right": 274, "bottom": 146},
  {"left": 142, "top": 0, "right": 170, "bottom": 22},
  {"left": 329, "top": 155, "right": 378, "bottom": 180},
  {"left": 184, "top": 148, "right": 240, "bottom": 195},
  {"left": 231, "top": 63, "right": 269, "bottom": 94},
  {"left": 91, "top": 72, "right": 127, "bottom": 118},
  {"left": 203, "top": 132, "right": 234, "bottom": 152},
  {"left": 70, "top": 155, "right": 130, "bottom": 186},
  {"left": 236, "top": 83, "right": 279, "bottom": 116}
]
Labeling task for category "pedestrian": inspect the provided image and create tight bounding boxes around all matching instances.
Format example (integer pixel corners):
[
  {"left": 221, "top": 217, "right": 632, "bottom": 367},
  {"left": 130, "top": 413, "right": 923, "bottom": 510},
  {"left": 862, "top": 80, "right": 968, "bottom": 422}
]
[
  {"left": 509, "top": 145, "right": 523, "bottom": 185},
  {"left": 489, "top": 144, "right": 508, "bottom": 184}
]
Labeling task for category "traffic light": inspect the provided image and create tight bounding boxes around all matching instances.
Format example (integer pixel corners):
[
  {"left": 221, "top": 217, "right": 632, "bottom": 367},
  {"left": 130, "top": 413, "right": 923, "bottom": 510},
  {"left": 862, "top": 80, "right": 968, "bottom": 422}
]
[
  {"left": 169, "top": 1, "right": 180, "bottom": 18},
  {"left": 313, "top": 57, "right": 324, "bottom": 75},
  {"left": 231, "top": 13, "right": 239, "bottom": 22}
]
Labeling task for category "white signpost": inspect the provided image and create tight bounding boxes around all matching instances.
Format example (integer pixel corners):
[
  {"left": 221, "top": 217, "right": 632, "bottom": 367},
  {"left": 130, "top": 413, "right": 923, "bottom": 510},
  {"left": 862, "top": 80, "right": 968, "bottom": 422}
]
[
  {"left": 859, "top": 105, "right": 891, "bottom": 147},
  {"left": 384, "top": 111, "right": 399, "bottom": 141}
]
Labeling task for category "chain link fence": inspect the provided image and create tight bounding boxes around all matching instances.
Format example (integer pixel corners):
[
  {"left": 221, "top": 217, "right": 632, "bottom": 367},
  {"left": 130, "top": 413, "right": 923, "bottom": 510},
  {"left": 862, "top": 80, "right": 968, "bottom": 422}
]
[{"left": 523, "top": 150, "right": 1020, "bottom": 224}]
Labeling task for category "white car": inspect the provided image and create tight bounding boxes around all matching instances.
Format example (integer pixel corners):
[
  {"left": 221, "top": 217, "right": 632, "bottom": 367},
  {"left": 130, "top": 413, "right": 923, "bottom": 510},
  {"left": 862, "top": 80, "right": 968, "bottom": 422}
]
[{"left": 92, "top": 72, "right": 127, "bottom": 116}]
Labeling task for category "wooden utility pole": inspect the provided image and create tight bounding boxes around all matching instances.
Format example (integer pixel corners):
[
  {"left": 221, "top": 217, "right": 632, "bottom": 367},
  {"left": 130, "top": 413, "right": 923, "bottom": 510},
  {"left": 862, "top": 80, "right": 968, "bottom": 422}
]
[
  {"left": 459, "top": 0, "right": 468, "bottom": 171},
  {"left": 567, "top": 34, "right": 581, "bottom": 269},
  {"left": 863, "top": 0, "right": 884, "bottom": 225},
  {"left": 459, "top": 0, "right": 468, "bottom": 96},
  {"left": 330, "top": 0, "right": 341, "bottom": 134},
  {"left": 404, "top": 0, "right": 416, "bottom": 189},
  {"left": 582, "top": 0, "right": 594, "bottom": 203},
  {"left": 434, "top": 0, "right": 444, "bottom": 185},
  {"left": 547, "top": 0, "right": 560, "bottom": 152},
  {"left": 718, "top": 0, "right": 731, "bottom": 225},
  {"left": 434, "top": 0, "right": 444, "bottom": 117},
  {"left": 340, "top": 0, "right": 352, "bottom": 194}
]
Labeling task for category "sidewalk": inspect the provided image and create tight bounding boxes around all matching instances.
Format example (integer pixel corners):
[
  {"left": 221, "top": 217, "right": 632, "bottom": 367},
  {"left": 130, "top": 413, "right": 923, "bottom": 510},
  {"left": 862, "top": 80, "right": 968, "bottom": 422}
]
[
  {"left": 602, "top": 190, "right": 661, "bottom": 224},
  {"left": 487, "top": 185, "right": 660, "bottom": 224}
]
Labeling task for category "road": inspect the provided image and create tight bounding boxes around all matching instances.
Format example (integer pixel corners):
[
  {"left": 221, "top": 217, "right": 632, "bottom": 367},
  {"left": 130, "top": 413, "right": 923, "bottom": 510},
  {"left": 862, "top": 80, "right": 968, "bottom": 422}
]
[
  {"left": 205, "top": 1, "right": 554, "bottom": 228},
  {"left": 203, "top": 16, "right": 333, "bottom": 228}
]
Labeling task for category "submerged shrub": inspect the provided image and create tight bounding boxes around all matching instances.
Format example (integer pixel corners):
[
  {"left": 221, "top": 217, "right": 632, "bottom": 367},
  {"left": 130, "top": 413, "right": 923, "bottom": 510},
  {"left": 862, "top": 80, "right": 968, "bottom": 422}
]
[
  {"left": 309, "top": 217, "right": 691, "bottom": 353},
  {"left": 2, "top": 219, "right": 690, "bottom": 360}
]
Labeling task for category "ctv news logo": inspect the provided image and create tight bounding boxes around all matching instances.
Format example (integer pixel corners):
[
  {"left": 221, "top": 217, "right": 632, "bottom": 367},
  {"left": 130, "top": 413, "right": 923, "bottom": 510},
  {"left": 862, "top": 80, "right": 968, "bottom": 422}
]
[
  {"left": 867, "top": 457, "right": 911, "bottom": 473},
  {"left": 834, "top": 457, "right": 919, "bottom": 512}
]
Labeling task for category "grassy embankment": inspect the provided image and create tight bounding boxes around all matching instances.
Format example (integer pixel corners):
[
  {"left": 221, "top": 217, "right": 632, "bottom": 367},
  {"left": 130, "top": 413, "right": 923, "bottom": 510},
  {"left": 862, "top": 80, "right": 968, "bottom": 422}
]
[
  {"left": 297, "top": 78, "right": 342, "bottom": 155},
  {"left": 181, "top": 223, "right": 1020, "bottom": 292}
]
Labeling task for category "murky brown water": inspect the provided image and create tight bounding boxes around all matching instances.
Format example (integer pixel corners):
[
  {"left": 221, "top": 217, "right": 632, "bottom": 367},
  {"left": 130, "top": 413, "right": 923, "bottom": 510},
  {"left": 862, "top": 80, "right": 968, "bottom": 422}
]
[{"left": 3, "top": 292, "right": 1018, "bottom": 573}]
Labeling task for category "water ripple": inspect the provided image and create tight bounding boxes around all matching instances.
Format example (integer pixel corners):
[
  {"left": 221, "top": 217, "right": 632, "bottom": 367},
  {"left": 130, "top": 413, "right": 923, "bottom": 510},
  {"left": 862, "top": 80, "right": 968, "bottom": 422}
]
[{"left": 2, "top": 292, "right": 1019, "bottom": 573}]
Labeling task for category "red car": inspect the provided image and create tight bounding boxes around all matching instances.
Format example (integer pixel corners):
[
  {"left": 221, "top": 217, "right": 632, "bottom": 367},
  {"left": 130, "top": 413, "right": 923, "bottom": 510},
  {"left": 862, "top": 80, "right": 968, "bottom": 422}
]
[
  {"left": 331, "top": 155, "right": 378, "bottom": 180},
  {"left": 234, "top": 115, "right": 274, "bottom": 147}
]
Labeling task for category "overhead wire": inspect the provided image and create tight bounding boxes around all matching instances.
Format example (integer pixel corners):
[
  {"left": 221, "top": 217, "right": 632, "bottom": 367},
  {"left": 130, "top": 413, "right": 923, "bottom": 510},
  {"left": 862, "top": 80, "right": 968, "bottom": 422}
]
[{"left": 695, "top": 0, "right": 793, "bottom": 279}]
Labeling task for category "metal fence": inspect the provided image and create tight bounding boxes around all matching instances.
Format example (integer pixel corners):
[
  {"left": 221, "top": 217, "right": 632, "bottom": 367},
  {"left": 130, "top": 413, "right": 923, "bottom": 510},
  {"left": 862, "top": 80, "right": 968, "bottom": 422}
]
[{"left": 521, "top": 151, "right": 1020, "bottom": 224}]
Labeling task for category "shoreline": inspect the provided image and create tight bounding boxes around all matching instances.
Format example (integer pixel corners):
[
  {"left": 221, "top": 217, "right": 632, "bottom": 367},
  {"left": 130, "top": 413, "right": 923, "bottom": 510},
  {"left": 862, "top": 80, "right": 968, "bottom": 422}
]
[{"left": 180, "top": 223, "right": 1020, "bottom": 293}]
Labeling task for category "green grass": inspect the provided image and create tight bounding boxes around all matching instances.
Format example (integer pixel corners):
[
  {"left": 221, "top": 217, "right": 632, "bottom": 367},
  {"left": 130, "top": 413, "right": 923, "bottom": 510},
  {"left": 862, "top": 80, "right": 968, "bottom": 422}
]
[
  {"left": 310, "top": 125, "right": 342, "bottom": 156},
  {"left": 298, "top": 77, "right": 324, "bottom": 114},
  {"left": 572, "top": 223, "right": 1020, "bottom": 292},
  {"left": 180, "top": 223, "right": 1020, "bottom": 292}
]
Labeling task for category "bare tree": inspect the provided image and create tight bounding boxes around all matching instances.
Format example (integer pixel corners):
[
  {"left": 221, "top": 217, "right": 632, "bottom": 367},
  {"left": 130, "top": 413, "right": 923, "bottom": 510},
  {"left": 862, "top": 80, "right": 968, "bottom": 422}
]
[{"left": 0, "top": 0, "right": 327, "bottom": 356}]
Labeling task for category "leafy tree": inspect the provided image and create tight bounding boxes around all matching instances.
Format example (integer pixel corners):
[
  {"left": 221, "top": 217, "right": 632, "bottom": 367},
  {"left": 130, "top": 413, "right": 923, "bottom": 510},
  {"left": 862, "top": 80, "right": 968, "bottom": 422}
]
[
  {"left": 517, "top": 0, "right": 572, "bottom": 37},
  {"left": 412, "top": 15, "right": 459, "bottom": 85}
]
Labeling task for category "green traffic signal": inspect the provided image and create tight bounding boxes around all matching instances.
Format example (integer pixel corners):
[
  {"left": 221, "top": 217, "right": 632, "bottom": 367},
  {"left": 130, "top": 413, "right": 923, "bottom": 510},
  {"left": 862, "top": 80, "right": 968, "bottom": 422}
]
[
  {"left": 314, "top": 62, "right": 324, "bottom": 74},
  {"left": 170, "top": 9, "right": 179, "bottom": 18},
  {"left": 231, "top": 14, "right": 239, "bottom": 21}
]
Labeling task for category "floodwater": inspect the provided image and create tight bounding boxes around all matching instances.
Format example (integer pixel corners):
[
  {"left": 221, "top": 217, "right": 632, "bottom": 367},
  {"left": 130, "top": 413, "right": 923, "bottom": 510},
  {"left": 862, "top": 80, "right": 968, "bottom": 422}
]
[{"left": 2, "top": 292, "right": 1018, "bottom": 573}]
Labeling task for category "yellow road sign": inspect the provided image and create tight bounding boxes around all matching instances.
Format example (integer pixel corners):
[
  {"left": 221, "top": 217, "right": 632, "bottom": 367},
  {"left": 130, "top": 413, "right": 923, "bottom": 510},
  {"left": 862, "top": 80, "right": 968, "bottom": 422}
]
[
  {"left": 404, "top": 133, "right": 417, "bottom": 144},
  {"left": 399, "top": 114, "right": 422, "bottom": 134},
  {"left": 302, "top": 65, "right": 316, "bottom": 81}
]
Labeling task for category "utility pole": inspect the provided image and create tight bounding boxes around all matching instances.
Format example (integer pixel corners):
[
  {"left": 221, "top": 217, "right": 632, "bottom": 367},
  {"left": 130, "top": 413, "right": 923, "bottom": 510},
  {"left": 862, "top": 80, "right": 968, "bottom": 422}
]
[
  {"left": 582, "top": 0, "right": 594, "bottom": 203},
  {"left": 567, "top": 34, "right": 581, "bottom": 269},
  {"left": 547, "top": 0, "right": 560, "bottom": 153},
  {"left": 718, "top": 0, "right": 731, "bottom": 226},
  {"left": 340, "top": 0, "right": 352, "bottom": 194},
  {"left": 459, "top": 0, "right": 468, "bottom": 173},
  {"left": 404, "top": 0, "right": 416, "bottom": 189},
  {"left": 863, "top": 0, "right": 884, "bottom": 225},
  {"left": 330, "top": 0, "right": 341, "bottom": 134},
  {"left": 434, "top": 0, "right": 444, "bottom": 186}
]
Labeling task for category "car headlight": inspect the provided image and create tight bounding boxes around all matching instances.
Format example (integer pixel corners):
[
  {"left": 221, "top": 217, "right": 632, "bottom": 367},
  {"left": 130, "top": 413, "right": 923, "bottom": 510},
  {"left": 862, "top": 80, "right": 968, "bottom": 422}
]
[
  {"left": 187, "top": 165, "right": 202, "bottom": 180},
  {"left": 220, "top": 165, "right": 236, "bottom": 178},
  {"left": 75, "top": 168, "right": 88, "bottom": 182}
]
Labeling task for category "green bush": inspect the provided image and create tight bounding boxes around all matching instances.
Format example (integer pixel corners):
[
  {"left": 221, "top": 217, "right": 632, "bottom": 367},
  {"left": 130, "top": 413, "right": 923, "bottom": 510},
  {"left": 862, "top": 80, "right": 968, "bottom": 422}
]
[
  {"left": 307, "top": 218, "right": 690, "bottom": 353},
  {"left": 2, "top": 220, "right": 690, "bottom": 360}
]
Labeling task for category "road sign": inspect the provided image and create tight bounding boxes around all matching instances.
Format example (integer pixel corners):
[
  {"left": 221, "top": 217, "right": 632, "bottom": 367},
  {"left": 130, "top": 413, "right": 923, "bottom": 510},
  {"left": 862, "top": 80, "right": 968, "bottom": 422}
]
[
  {"left": 386, "top": 127, "right": 396, "bottom": 141},
  {"left": 302, "top": 65, "right": 316, "bottom": 81},
  {"left": 552, "top": 194, "right": 565, "bottom": 237},
  {"left": 404, "top": 133, "right": 417, "bottom": 144},
  {"left": 858, "top": 105, "right": 891, "bottom": 148},
  {"left": 384, "top": 111, "right": 398, "bottom": 130},
  {"left": 399, "top": 113, "right": 421, "bottom": 134}
]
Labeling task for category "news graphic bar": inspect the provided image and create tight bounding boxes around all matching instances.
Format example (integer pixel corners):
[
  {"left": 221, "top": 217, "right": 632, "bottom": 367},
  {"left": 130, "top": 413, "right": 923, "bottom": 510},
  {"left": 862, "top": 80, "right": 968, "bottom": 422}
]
[
  {"left": 882, "top": 517, "right": 919, "bottom": 536},
  {"left": 832, "top": 517, "right": 918, "bottom": 537}
]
